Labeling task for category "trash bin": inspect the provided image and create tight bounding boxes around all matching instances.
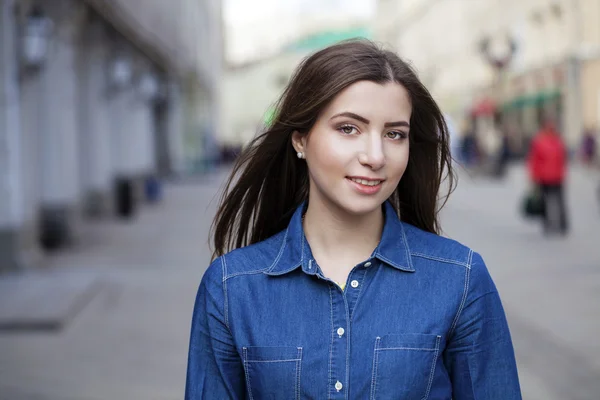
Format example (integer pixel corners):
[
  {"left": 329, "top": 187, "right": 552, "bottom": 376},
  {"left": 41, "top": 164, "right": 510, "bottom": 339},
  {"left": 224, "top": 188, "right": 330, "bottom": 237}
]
[
  {"left": 145, "top": 176, "right": 162, "bottom": 203},
  {"left": 115, "top": 177, "right": 136, "bottom": 218},
  {"left": 39, "top": 207, "right": 70, "bottom": 250}
]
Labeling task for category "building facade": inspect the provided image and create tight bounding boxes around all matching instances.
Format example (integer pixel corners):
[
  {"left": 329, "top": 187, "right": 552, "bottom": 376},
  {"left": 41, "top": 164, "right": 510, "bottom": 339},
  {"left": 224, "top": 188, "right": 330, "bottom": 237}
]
[
  {"left": 376, "top": 0, "right": 600, "bottom": 156},
  {"left": 222, "top": 21, "right": 371, "bottom": 147},
  {"left": 0, "top": 0, "right": 223, "bottom": 271}
]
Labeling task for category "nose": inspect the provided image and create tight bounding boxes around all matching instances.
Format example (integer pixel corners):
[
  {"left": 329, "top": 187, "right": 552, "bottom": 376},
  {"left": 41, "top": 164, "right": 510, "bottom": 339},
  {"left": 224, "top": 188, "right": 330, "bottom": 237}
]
[{"left": 358, "top": 134, "right": 386, "bottom": 170}]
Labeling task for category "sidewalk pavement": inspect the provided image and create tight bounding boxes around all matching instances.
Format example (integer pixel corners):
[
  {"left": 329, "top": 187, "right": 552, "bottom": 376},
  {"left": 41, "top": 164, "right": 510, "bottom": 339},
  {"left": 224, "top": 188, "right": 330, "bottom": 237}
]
[
  {"left": 0, "top": 169, "right": 230, "bottom": 400},
  {"left": 0, "top": 163, "right": 598, "bottom": 399},
  {"left": 444, "top": 162, "right": 600, "bottom": 400}
]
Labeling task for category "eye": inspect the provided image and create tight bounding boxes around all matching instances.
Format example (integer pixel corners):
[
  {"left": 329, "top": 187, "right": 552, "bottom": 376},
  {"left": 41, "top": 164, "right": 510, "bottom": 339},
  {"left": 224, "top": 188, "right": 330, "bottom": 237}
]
[
  {"left": 386, "top": 131, "right": 408, "bottom": 140},
  {"left": 338, "top": 124, "right": 358, "bottom": 135}
]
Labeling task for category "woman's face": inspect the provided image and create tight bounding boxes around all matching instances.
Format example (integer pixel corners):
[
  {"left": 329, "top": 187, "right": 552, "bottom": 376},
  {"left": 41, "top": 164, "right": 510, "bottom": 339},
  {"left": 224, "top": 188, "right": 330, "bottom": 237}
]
[{"left": 292, "top": 80, "right": 412, "bottom": 216}]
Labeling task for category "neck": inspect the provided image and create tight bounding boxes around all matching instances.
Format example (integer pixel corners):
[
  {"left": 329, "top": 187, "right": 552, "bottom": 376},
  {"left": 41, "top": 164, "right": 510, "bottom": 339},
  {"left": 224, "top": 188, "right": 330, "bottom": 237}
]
[{"left": 302, "top": 199, "right": 384, "bottom": 262}]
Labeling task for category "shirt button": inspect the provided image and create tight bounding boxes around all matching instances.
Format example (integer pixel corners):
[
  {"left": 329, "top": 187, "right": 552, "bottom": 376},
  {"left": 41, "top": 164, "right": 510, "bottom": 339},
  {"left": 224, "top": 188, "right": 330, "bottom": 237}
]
[
  {"left": 337, "top": 327, "right": 345, "bottom": 337},
  {"left": 364, "top": 261, "right": 372, "bottom": 267},
  {"left": 350, "top": 280, "right": 359, "bottom": 288},
  {"left": 335, "top": 381, "right": 343, "bottom": 391}
]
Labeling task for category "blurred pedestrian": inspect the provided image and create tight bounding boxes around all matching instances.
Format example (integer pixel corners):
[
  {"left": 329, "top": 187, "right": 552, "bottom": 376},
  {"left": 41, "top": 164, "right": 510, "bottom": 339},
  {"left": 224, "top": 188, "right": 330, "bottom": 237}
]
[
  {"left": 580, "top": 129, "right": 596, "bottom": 166},
  {"left": 493, "top": 130, "right": 511, "bottom": 178},
  {"left": 527, "top": 119, "right": 569, "bottom": 235},
  {"left": 186, "top": 40, "right": 521, "bottom": 400},
  {"left": 479, "top": 120, "right": 503, "bottom": 176},
  {"left": 460, "top": 121, "right": 479, "bottom": 168}
]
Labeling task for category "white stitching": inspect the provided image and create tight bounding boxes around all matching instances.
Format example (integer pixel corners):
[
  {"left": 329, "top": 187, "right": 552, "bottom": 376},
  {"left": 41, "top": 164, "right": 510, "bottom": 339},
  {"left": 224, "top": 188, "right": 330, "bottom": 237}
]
[
  {"left": 376, "top": 253, "right": 414, "bottom": 271},
  {"left": 300, "top": 229, "right": 305, "bottom": 265},
  {"left": 350, "top": 269, "right": 367, "bottom": 322},
  {"left": 399, "top": 223, "right": 414, "bottom": 270},
  {"left": 327, "top": 285, "right": 334, "bottom": 400},
  {"left": 422, "top": 336, "right": 442, "bottom": 400},
  {"left": 375, "top": 347, "right": 438, "bottom": 351},
  {"left": 225, "top": 269, "right": 271, "bottom": 280},
  {"left": 224, "top": 229, "right": 291, "bottom": 280},
  {"left": 448, "top": 249, "right": 472, "bottom": 338},
  {"left": 244, "top": 359, "right": 301, "bottom": 363},
  {"left": 242, "top": 347, "right": 254, "bottom": 400},
  {"left": 221, "top": 256, "right": 230, "bottom": 329},
  {"left": 411, "top": 252, "right": 470, "bottom": 268},
  {"left": 343, "top": 293, "right": 351, "bottom": 400},
  {"left": 296, "top": 347, "right": 302, "bottom": 400},
  {"left": 266, "top": 226, "right": 290, "bottom": 272},
  {"left": 370, "top": 337, "right": 381, "bottom": 400}
]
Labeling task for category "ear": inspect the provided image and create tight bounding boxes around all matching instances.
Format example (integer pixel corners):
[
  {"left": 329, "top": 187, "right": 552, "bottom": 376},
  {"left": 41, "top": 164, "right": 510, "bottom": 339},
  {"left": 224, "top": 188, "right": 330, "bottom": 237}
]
[{"left": 291, "top": 130, "right": 306, "bottom": 154}]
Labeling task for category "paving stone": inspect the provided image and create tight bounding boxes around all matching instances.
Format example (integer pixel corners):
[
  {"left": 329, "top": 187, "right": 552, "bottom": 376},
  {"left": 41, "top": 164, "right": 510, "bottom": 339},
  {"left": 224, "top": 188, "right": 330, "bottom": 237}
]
[{"left": 0, "top": 271, "right": 100, "bottom": 332}]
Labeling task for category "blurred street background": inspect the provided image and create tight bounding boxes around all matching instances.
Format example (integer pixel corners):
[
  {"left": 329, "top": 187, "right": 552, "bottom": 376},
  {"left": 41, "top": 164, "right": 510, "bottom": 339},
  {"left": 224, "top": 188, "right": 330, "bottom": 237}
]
[{"left": 1, "top": 0, "right": 600, "bottom": 399}]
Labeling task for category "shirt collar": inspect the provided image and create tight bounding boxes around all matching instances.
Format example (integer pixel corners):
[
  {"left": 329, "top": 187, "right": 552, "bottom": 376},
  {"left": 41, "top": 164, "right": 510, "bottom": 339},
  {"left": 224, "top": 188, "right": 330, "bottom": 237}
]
[
  {"left": 264, "top": 200, "right": 414, "bottom": 276},
  {"left": 373, "top": 201, "right": 415, "bottom": 272}
]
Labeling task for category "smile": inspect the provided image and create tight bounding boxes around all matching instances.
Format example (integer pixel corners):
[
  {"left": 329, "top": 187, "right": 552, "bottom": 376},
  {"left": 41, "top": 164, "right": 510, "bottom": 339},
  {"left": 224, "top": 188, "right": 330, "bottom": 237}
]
[
  {"left": 349, "top": 178, "right": 382, "bottom": 186},
  {"left": 346, "top": 176, "right": 385, "bottom": 195}
]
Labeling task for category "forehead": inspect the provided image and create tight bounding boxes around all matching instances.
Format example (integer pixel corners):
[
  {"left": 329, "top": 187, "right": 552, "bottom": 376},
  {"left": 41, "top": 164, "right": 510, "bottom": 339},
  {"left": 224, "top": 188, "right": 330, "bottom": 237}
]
[{"left": 321, "top": 80, "right": 412, "bottom": 121}]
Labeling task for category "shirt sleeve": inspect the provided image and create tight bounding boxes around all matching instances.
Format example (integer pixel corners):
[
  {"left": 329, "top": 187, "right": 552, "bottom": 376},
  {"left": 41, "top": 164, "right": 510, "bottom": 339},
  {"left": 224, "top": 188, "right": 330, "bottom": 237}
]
[
  {"left": 185, "top": 256, "right": 246, "bottom": 399},
  {"left": 443, "top": 251, "right": 522, "bottom": 400}
]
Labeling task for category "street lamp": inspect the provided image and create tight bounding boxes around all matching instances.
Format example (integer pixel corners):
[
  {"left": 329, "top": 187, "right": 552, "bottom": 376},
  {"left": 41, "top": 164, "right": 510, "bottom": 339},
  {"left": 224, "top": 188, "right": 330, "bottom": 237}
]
[
  {"left": 20, "top": 5, "right": 53, "bottom": 70},
  {"left": 108, "top": 54, "right": 132, "bottom": 91},
  {"left": 137, "top": 71, "right": 160, "bottom": 102},
  {"left": 478, "top": 35, "right": 517, "bottom": 73}
]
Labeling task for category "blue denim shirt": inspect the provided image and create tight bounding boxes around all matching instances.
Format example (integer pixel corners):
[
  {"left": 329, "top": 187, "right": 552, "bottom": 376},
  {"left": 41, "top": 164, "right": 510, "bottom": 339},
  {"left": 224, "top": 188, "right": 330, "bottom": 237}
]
[{"left": 186, "top": 202, "right": 521, "bottom": 399}]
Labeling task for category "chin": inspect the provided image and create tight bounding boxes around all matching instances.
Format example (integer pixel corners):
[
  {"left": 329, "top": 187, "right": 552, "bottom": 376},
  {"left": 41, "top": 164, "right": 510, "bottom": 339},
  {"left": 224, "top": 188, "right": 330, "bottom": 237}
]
[{"left": 334, "top": 195, "right": 387, "bottom": 216}]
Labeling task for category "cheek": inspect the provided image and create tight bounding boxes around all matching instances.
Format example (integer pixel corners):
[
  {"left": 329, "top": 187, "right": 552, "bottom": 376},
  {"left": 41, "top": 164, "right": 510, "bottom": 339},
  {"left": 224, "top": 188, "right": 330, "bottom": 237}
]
[
  {"left": 309, "top": 133, "right": 353, "bottom": 170},
  {"left": 387, "top": 145, "right": 410, "bottom": 178}
]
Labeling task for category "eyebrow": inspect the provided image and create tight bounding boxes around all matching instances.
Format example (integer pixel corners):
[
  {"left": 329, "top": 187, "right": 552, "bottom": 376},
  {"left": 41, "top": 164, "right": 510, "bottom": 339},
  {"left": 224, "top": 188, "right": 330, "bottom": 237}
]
[{"left": 330, "top": 112, "right": 410, "bottom": 128}]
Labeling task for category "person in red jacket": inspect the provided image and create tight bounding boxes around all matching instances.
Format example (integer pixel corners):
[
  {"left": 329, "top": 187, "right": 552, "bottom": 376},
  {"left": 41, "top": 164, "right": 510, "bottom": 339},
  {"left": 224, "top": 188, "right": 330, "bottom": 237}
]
[{"left": 527, "top": 120, "right": 569, "bottom": 234}]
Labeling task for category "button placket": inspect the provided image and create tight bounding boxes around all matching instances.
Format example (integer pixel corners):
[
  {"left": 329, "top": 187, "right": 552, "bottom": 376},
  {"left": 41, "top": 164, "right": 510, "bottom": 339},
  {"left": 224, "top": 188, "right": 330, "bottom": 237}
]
[
  {"left": 328, "top": 283, "right": 349, "bottom": 399},
  {"left": 345, "top": 264, "right": 371, "bottom": 321}
]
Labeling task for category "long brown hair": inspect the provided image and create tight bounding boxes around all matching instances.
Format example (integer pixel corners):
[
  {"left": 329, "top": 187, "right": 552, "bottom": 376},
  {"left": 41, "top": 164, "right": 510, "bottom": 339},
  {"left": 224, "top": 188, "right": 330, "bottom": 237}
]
[{"left": 211, "top": 39, "right": 455, "bottom": 259}]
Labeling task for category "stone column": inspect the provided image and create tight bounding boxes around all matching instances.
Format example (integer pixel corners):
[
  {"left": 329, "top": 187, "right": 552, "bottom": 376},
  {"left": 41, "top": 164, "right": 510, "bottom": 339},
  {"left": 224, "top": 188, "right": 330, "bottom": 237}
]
[
  {"left": 154, "top": 88, "right": 170, "bottom": 178},
  {"left": 37, "top": 0, "right": 85, "bottom": 249},
  {"left": 182, "top": 79, "right": 205, "bottom": 173},
  {"left": 77, "top": 16, "right": 112, "bottom": 217},
  {"left": 123, "top": 59, "right": 160, "bottom": 204},
  {"left": 148, "top": 76, "right": 184, "bottom": 179},
  {"left": 17, "top": 62, "right": 44, "bottom": 269},
  {"left": 0, "top": 0, "right": 25, "bottom": 271},
  {"left": 16, "top": 2, "right": 48, "bottom": 268},
  {"left": 166, "top": 79, "right": 185, "bottom": 176},
  {"left": 564, "top": 56, "right": 583, "bottom": 153},
  {"left": 123, "top": 86, "right": 146, "bottom": 209},
  {"left": 107, "top": 49, "right": 139, "bottom": 219},
  {"left": 139, "top": 93, "right": 156, "bottom": 202}
]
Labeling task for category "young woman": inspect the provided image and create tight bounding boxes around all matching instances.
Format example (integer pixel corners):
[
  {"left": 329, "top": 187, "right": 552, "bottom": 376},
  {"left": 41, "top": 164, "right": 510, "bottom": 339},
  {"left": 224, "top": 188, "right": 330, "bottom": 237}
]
[{"left": 185, "top": 40, "right": 521, "bottom": 399}]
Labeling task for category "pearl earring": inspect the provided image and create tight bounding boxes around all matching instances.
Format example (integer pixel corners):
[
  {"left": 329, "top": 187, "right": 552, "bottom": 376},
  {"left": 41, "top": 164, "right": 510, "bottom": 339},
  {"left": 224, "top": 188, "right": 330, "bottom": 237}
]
[{"left": 297, "top": 152, "right": 304, "bottom": 159}]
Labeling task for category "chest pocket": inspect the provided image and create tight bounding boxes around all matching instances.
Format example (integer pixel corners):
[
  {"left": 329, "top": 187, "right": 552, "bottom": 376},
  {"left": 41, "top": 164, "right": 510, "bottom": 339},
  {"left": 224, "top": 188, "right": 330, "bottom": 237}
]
[
  {"left": 242, "top": 346, "right": 302, "bottom": 400},
  {"left": 370, "top": 333, "right": 441, "bottom": 400}
]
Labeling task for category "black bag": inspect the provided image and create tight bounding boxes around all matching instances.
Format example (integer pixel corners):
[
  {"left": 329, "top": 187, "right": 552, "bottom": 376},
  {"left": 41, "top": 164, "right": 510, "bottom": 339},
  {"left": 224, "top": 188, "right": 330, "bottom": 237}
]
[{"left": 522, "top": 186, "right": 545, "bottom": 219}]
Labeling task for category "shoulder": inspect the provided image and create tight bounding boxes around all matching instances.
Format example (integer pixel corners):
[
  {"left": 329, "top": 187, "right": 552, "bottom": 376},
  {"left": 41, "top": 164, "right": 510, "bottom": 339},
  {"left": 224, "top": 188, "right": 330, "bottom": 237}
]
[
  {"left": 403, "top": 222, "right": 497, "bottom": 291},
  {"left": 216, "top": 229, "right": 288, "bottom": 279},
  {"left": 402, "top": 222, "right": 472, "bottom": 267}
]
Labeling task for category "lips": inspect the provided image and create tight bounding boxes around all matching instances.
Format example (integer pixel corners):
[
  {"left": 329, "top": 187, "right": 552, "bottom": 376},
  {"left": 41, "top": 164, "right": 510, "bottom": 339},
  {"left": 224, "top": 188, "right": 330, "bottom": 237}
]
[
  {"left": 348, "top": 177, "right": 382, "bottom": 186},
  {"left": 346, "top": 176, "right": 385, "bottom": 195}
]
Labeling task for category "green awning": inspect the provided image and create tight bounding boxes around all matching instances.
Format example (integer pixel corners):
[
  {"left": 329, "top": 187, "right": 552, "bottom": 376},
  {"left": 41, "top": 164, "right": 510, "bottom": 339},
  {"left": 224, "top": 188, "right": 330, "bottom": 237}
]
[
  {"left": 284, "top": 27, "right": 371, "bottom": 53},
  {"left": 501, "top": 89, "right": 561, "bottom": 111}
]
